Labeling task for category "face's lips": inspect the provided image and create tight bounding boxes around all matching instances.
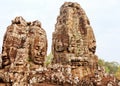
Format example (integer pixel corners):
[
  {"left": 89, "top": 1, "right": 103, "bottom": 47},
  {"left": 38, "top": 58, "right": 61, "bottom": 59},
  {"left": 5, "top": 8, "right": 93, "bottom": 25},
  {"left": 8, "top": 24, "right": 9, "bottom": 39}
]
[
  {"left": 33, "top": 57, "right": 43, "bottom": 65},
  {"left": 3, "top": 59, "right": 10, "bottom": 66}
]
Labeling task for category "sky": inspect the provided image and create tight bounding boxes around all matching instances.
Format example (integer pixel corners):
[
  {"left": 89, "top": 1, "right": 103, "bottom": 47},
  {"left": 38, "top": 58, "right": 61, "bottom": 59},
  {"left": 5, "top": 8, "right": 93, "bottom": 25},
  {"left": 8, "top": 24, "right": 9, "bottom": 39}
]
[{"left": 0, "top": 0, "right": 120, "bottom": 63}]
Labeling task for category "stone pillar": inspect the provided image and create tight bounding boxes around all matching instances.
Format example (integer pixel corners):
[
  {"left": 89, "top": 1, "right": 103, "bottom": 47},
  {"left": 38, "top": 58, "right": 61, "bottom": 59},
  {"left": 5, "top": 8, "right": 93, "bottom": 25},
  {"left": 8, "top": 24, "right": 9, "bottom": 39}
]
[
  {"left": 52, "top": 2, "right": 98, "bottom": 79},
  {"left": 0, "top": 16, "right": 47, "bottom": 85}
]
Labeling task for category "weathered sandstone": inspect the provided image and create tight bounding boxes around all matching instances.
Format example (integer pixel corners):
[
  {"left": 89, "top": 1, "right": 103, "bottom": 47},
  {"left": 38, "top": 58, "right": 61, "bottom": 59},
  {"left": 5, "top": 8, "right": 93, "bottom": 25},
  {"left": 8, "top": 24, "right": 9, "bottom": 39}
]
[
  {"left": 0, "top": 2, "right": 119, "bottom": 86},
  {"left": 52, "top": 2, "right": 98, "bottom": 79}
]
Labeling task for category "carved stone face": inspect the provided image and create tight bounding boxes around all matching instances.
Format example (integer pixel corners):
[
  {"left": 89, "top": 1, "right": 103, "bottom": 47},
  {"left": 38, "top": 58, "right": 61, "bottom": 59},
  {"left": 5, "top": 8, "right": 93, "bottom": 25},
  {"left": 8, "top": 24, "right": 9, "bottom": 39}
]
[
  {"left": 31, "top": 45, "right": 46, "bottom": 65},
  {"left": 2, "top": 54, "right": 10, "bottom": 67},
  {"left": 55, "top": 39, "right": 64, "bottom": 52},
  {"left": 32, "top": 56, "right": 43, "bottom": 65},
  {"left": 29, "top": 27, "right": 47, "bottom": 66}
]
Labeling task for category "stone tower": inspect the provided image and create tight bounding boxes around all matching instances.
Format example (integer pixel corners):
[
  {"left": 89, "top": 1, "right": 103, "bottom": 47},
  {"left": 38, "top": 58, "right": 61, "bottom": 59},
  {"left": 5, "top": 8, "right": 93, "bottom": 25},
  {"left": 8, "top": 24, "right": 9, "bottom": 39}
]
[
  {"left": 52, "top": 2, "right": 98, "bottom": 78},
  {"left": 0, "top": 2, "right": 118, "bottom": 86},
  {"left": 2, "top": 16, "right": 47, "bottom": 68},
  {"left": 0, "top": 16, "right": 47, "bottom": 85}
]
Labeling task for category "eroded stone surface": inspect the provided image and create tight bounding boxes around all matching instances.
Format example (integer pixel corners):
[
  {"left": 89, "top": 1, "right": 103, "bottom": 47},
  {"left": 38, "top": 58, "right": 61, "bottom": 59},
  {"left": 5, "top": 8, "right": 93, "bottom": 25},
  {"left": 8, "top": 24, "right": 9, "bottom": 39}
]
[
  {"left": 52, "top": 2, "right": 98, "bottom": 79},
  {"left": 0, "top": 2, "right": 119, "bottom": 86},
  {"left": 0, "top": 16, "right": 47, "bottom": 85},
  {"left": 2, "top": 16, "right": 47, "bottom": 68}
]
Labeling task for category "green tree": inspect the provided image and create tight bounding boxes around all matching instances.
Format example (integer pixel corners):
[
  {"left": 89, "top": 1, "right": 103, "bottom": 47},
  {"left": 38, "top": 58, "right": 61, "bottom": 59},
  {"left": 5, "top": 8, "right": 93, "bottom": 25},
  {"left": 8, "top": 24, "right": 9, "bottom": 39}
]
[
  {"left": 98, "top": 59, "right": 105, "bottom": 66},
  {"left": 115, "top": 66, "right": 120, "bottom": 80},
  {"left": 98, "top": 59, "right": 119, "bottom": 75},
  {"left": 45, "top": 52, "right": 53, "bottom": 66},
  {"left": 105, "top": 61, "right": 119, "bottom": 74},
  {"left": 104, "top": 66, "right": 110, "bottom": 73}
]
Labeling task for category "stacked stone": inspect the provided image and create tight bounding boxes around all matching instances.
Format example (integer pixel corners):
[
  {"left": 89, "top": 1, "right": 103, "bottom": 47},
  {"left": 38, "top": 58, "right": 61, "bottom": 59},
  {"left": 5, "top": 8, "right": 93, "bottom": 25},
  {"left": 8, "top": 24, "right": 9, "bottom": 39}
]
[
  {"left": 0, "top": 16, "right": 47, "bottom": 85},
  {"left": 52, "top": 2, "right": 98, "bottom": 79},
  {"left": 0, "top": 2, "right": 119, "bottom": 86}
]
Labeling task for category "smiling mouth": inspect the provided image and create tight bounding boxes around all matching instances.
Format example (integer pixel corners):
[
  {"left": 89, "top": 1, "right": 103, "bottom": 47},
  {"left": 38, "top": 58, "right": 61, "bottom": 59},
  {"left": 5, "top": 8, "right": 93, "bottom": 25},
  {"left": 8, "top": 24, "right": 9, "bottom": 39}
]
[{"left": 33, "top": 57, "right": 44, "bottom": 65}]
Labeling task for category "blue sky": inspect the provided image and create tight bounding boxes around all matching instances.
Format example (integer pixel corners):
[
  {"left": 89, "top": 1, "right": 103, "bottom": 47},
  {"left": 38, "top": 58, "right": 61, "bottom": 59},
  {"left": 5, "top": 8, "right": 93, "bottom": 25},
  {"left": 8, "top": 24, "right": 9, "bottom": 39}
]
[{"left": 0, "top": 0, "right": 120, "bottom": 63}]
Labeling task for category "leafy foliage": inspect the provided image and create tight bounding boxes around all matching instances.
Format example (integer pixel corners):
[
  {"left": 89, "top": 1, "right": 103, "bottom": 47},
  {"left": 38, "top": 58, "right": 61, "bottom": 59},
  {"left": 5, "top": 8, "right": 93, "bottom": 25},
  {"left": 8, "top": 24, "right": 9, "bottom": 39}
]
[
  {"left": 45, "top": 52, "right": 53, "bottom": 66},
  {"left": 98, "top": 58, "right": 120, "bottom": 80},
  {"left": 115, "top": 66, "right": 120, "bottom": 80}
]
